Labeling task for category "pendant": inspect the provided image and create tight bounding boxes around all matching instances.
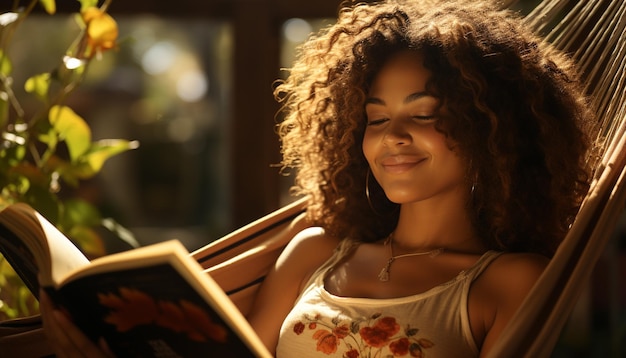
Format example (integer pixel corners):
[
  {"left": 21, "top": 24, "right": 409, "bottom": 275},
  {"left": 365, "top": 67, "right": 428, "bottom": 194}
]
[
  {"left": 378, "top": 258, "right": 394, "bottom": 282},
  {"left": 378, "top": 266, "right": 390, "bottom": 281}
]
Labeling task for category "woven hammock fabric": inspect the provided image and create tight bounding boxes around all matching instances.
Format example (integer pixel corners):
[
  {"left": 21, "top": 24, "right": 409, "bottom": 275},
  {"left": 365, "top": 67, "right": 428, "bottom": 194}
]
[{"left": 488, "top": 0, "right": 626, "bottom": 356}]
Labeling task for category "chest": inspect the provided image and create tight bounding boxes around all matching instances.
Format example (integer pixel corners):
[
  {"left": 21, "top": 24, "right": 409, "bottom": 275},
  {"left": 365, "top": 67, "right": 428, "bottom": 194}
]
[
  {"left": 323, "top": 243, "right": 479, "bottom": 299},
  {"left": 277, "top": 263, "right": 483, "bottom": 358},
  {"left": 278, "top": 294, "right": 476, "bottom": 358}
]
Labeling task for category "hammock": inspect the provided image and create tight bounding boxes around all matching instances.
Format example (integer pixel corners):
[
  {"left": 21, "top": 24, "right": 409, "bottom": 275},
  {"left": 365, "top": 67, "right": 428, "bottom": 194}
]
[
  {"left": 1, "top": 0, "right": 624, "bottom": 356},
  {"left": 488, "top": 0, "right": 626, "bottom": 356}
]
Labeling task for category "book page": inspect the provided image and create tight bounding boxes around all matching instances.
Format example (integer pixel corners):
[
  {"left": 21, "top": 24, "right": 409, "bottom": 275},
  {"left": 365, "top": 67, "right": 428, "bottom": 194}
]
[
  {"left": 35, "top": 211, "right": 90, "bottom": 286},
  {"left": 0, "top": 204, "right": 89, "bottom": 288}
]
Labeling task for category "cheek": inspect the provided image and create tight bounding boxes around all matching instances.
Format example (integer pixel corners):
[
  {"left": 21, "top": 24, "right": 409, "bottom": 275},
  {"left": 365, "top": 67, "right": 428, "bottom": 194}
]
[
  {"left": 422, "top": 129, "right": 465, "bottom": 171},
  {"left": 361, "top": 130, "right": 377, "bottom": 165},
  {"left": 420, "top": 127, "right": 453, "bottom": 154}
]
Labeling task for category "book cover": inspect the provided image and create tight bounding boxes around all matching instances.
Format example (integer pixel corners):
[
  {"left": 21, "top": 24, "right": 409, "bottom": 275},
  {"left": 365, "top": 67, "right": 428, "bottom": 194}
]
[
  {"left": 0, "top": 203, "right": 272, "bottom": 357},
  {"left": 50, "top": 262, "right": 260, "bottom": 357}
]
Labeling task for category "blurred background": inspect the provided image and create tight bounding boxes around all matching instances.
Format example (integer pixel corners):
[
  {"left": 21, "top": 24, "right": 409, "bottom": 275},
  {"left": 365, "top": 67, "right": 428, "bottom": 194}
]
[{"left": 4, "top": 0, "right": 623, "bottom": 356}]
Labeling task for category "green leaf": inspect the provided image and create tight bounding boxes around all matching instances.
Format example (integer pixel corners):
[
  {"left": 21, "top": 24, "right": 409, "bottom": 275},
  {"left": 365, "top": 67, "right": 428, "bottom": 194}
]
[
  {"left": 6, "top": 175, "right": 30, "bottom": 195},
  {"left": 38, "top": 0, "right": 56, "bottom": 14},
  {"left": 22, "top": 184, "right": 61, "bottom": 224},
  {"left": 59, "top": 198, "right": 106, "bottom": 257},
  {"left": 72, "top": 139, "right": 139, "bottom": 178},
  {"left": 62, "top": 198, "right": 102, "bottom": 227},
  {"left": 48, "top": 105, "right": 91, "bottom": 161},
  {"left": 37, "top": 128, "right": 59, "bottom": 163},
  {"left": 52, "top": 139, "right": 138, "bottom": 181},
  {"left": 77, "top": 0, "right": 99, "bottom": 12},
  {"left": 0, "top": 49, "right": 12, "bottom": 76},
  {"left": 84, "top": 139, "right": 139, "bottom": 172},
  {"left": 24, "top": 73, "right": 51, "bottom": 102}
]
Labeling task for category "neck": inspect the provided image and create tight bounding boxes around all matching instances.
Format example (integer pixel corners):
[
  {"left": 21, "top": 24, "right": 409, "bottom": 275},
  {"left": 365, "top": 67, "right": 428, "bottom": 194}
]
[{"left": 392, "top": 196, "right": 485, "bottom": 254}]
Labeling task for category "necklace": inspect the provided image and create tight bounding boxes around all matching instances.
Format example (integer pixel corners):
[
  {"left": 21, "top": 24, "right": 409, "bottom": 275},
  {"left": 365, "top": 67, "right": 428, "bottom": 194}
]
[{"left": 377, "top": 234, "right": 444, "bottom": 282}]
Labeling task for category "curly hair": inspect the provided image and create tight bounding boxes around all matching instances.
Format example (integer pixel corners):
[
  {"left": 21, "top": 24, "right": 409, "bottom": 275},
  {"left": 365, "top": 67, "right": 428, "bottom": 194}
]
[{"left": 274, "top": 0, "right": 596, "bottom": 257}]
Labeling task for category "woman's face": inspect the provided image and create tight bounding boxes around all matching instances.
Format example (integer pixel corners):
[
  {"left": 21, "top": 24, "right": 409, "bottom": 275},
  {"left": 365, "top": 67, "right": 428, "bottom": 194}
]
[{"left": 362, "top": 51, "right": 467, "bottom": 205}]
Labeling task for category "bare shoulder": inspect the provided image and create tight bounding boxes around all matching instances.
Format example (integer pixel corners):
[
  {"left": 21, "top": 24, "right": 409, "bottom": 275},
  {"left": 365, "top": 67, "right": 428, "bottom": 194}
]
[
  {"left": 472, "top": 251, "right": 549, "bottom": 309},
  {"left": 275, "top": 226, "right": 341, "bottom": 273},
  {"left": 485, "top": 252, "right": 549, "bottom": 291},
  {"left": 475, "top": 252, "right": 549, "bottom": 305},
  {"left": 473, "top": 252, "right": 550, "bottom": 355}
]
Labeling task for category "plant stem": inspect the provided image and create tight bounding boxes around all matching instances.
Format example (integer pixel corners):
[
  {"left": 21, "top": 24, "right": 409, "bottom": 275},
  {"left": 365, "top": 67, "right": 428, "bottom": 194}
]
[{"left": 0, "top": 0, "right": 40, "bottom": 127}]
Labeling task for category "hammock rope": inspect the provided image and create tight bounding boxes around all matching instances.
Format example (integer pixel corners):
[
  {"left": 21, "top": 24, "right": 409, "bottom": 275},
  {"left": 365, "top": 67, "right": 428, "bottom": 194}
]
[{"left": 488, "top": 0, "right": 626, "bottom": 356}]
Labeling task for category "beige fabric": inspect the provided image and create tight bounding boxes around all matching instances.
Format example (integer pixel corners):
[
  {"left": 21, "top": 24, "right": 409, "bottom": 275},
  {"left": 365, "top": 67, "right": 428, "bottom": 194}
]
[{"left": 275, "top": 251, "right": 502, "bottom": 358}]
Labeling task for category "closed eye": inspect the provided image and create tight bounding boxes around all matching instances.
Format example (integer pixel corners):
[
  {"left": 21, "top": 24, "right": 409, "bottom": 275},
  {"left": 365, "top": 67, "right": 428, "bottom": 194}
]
[
  {"left": 367, "top": 118, "right": 388, "bottom": 126},
  {"left": 412, "top": 115, "right": 436, "bottom": 121}
]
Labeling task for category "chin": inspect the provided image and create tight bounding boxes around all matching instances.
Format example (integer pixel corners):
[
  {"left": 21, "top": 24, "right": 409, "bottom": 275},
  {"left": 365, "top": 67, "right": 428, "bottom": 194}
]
[{"left": 383, "top": 191, "right": 423, "bottom": 204}]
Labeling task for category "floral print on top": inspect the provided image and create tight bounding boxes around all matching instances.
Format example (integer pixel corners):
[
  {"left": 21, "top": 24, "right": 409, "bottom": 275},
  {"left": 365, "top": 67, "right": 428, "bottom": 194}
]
[
  {"left": 276, "top": 250, "right": 502, "bottom": 358},
  {"left": 293, "top": 312, "right": 434, "bottom": 357}
]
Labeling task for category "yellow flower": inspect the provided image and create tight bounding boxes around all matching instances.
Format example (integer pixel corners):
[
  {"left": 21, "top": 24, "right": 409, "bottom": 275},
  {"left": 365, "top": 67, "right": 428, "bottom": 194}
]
[{"left": 81, "top": 7, "right": 118, "bottom": 58}]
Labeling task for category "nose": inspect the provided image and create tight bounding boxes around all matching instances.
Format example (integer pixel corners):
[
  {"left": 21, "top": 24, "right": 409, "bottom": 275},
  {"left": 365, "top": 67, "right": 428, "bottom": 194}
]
[{"left": 383, "top": 119, "right": 412, "bottom": 146}]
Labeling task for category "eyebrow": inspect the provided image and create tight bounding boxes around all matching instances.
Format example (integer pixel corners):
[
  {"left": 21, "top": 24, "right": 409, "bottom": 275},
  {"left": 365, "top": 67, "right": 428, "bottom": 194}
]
[{"left": 365, "top": 91, "right": 434, "bottom": 106}]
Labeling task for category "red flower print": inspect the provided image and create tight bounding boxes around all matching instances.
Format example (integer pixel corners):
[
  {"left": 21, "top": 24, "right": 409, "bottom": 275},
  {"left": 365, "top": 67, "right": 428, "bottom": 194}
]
[
  {"left": 293, "top": 312, "right": 434, "bottom": 357},
  {"left": 333, "top": 324, "right": 350, "bottom": 339},
  {"left": 294, "top": 322, "right": 305, "bottom": 335},
  {"left": 390, "top": 337, "right": 410, "bottom": 356},
  {"left": 313, "top": 329, "right": 340, "bottom": 354},
  {"left": 359, "top": 316, "right": 400, "bottom": 348}
]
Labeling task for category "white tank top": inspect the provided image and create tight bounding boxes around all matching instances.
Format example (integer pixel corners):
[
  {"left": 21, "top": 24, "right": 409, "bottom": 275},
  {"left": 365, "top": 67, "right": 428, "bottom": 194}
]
[{"left": 276, "top": 250, "right": 502, "bottom": 357}]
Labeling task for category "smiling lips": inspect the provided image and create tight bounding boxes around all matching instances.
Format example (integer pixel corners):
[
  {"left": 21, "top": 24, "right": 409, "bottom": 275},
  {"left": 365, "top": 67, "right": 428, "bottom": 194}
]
[{"left": 379, "top": 155, "right": 427, "bottom": 173}]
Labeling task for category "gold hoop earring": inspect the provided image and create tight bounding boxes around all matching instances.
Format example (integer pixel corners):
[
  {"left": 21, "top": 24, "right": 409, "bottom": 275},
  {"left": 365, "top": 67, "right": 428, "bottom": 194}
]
[
  {"left": 467, "top": 160, "right": 478, "bottom": 199},
  {"left": 365, "top": 168, "right": 380, "bottom": 215},
  {"left": 365, "top": 168, "right": 398, "bottom": 216}
]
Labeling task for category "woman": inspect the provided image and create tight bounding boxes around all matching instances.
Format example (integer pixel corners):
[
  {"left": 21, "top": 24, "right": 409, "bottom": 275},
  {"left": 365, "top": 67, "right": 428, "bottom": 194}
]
[{"left": 40, "top": 0, "right": 596, "bottom": 356}]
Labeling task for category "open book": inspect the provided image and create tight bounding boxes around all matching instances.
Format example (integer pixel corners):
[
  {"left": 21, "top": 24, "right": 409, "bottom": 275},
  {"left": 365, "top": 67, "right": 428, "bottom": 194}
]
[{"left": 0, "top": 202, "right": 272, "bottom": 358}]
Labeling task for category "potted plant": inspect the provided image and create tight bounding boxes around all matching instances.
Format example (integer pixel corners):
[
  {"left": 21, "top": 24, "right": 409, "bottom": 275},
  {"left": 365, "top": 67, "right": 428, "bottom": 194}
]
[{"left": 0, "top": 0, "right": 137, "bottom": 320}]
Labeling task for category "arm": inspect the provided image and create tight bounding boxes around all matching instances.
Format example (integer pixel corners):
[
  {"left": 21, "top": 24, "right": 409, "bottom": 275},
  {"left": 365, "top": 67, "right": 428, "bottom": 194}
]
[
  {"left": 246, "top": 227, "right": 340, "bottom": 355},
  {"left": 472, "top": 253, "right": 549, "bottom": 357}
]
